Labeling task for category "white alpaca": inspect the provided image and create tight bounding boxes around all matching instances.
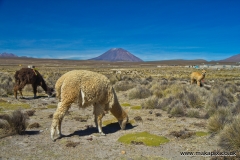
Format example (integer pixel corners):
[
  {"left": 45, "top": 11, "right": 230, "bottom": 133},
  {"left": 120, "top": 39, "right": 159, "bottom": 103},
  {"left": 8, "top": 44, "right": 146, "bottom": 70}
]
[{"left": 50, "top": 70, "right": 128, "bottom": 141}]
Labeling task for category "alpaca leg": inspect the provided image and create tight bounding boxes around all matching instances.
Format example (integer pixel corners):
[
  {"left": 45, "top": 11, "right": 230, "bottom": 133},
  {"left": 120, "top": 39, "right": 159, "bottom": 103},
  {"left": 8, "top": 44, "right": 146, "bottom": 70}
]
[
  {"left": 19, "top": 89, "right": 23, "bottom": 98},
  {"left": 93, "top": 103, "right": 105, "bottom": 135},
  {"left": 13, "top": 86, "right": 18, "bottom": 99},
  {"left": 32, "top": 84, "right": 37, "bottom": 98},
  {"left": 18, "top": 82, "right": 26, "bottom": 98},
  {"left": 94, "top": 114, "right": 105, "bottom": 136},
  {"left": 50, "top": 102, "right": 70, "bottom": 141},
  {"left": 190, "top": 79, "right": 194, "bottom": 85},
  {"left": 14, "top": 85, "right": 24, "bottom": 99},
  {"left": 197, "top": 80, "right": 201, "bottom": 86}
]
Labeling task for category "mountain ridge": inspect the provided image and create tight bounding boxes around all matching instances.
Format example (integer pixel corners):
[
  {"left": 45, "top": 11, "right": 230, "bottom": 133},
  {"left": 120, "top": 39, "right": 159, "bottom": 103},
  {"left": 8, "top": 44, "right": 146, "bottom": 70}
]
[
  {"left": 220, "top": 54, "right": 240, "bottom": 62},
  {"left": 0, "top": 52, "right": 18, "bottom": 57}
]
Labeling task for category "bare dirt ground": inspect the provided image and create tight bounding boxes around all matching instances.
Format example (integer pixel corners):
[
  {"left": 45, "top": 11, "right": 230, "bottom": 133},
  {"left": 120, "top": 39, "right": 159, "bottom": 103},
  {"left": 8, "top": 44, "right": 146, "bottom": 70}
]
[{"left": 0, "top": 91, "right": 221, "bottom": 160}]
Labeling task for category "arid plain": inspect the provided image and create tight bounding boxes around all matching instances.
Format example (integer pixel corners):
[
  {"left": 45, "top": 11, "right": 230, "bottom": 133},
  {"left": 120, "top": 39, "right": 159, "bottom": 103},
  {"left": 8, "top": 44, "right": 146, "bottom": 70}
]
[{"left": 0, "top": 58, "right": 240, "bottom": 160}]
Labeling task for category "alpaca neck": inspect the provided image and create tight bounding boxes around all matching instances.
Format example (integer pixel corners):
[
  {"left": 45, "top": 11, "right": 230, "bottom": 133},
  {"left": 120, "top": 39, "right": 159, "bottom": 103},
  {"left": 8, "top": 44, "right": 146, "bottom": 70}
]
[
  {"left": 110, "top": 103, "right": 123, "bottom": 119},
  {"left": 41, "top": 79, "right": 49, "bottom": 92},
  {"left": 110, "top": 88, "right": 123, "bottom": 119}
]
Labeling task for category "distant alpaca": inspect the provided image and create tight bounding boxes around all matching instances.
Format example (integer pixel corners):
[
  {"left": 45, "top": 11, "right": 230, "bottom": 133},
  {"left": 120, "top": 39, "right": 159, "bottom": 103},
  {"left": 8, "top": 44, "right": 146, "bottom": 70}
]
[
  {"left": 51, "top": 70, "right": 129, "bottom": 141},
  {"left": 13, "top": 68, "right": 54, "bottom": 99},
  {"left": 190, "top": 70, "right": 206, "bottom": 87}
]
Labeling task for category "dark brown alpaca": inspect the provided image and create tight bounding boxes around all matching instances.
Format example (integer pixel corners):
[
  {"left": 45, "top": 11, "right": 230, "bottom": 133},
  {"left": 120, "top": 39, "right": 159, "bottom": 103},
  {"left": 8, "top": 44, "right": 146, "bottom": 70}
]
[{"left": 14, "top": 68, "right": 54, "bottom": 99}]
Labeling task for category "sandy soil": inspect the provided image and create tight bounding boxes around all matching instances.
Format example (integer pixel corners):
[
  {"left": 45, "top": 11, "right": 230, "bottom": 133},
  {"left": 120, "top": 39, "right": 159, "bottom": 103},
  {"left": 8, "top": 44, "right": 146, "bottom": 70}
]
[{"left": 0, "top": 91, "right": 222, "bottom": 160}]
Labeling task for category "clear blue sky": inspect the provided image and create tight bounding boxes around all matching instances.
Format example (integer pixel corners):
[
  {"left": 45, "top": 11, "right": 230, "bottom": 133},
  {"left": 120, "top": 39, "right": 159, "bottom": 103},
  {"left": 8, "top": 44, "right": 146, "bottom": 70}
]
[{"left": 0, "top": 0, "right": 240, "bottom": 61}]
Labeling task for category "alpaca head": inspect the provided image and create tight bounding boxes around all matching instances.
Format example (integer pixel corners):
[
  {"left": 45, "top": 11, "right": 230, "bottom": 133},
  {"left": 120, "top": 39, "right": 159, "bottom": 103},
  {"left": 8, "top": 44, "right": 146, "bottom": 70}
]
[
  {"left": 46, "top": 87, "right": 55, "bottom": 97},
  {"left": 118, "top": 113, "right": 129, "bottom": 130},
  {"left": 202, "top": 70, "right": 206, "bottom": 76}
]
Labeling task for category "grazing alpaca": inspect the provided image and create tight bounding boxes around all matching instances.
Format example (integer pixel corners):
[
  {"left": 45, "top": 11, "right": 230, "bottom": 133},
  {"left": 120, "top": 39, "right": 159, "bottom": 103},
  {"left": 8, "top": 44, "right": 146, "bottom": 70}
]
[
  {"left": 51, "top": 70, "right": 129, "bottom": 141},
  {"left": 190, "top": 70, "right": 207, "bottom": 87},
  {"left": 13, "top": 68, "right": 54, "bottom": 99}
]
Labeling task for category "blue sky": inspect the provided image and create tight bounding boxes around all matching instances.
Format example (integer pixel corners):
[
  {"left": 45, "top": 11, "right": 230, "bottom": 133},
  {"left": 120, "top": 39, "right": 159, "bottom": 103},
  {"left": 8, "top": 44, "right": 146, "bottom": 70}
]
[{"left": 0, "top": 0, "right": 240, "bottom": 61}]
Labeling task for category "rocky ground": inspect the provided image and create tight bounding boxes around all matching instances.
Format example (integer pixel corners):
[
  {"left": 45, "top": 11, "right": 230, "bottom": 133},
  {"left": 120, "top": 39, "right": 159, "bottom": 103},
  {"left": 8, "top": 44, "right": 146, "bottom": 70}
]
[{"left": 0, "top": 91, "right": 224, "bottom": 160}]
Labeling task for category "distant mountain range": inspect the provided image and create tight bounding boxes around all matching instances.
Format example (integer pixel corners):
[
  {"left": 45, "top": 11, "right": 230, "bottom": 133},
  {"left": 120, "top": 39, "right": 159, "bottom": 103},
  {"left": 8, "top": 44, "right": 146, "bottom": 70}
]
[
  {"left": 0, "top": 52, "right": 18, "bottom": 57},
  {"left": 89, "top": 48, "right": 143, "bottom": 62},
  {"left": 220, "top": 54, "right": 240, "bottom": 62},
  {"left": 1, "top": 51, "right": 240, "bottom": 62}
]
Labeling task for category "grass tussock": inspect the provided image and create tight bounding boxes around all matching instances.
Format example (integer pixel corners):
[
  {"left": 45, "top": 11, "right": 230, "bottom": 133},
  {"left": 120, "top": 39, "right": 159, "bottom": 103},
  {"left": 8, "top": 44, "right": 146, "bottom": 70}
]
[
  {"left": 0, "top": 109, "right": 28, "bottom": 137},
  {"left": 219, "top": 116, "right": 240, "bottom": 150},
  {"left": 167, "top": 100, "right": 186, "bottom": 117},
  {"left": 207, "top": 108, "right": 232, "bottom": 133},
  {"left": 0, "top": 72, "right": 14, "bottom": 96},
  {"left": 186, "top": 109, "right": 200, "bottom": 118},
  {"left": 128, "top": 85, "right": 151, "bottom": 100},
  {"left": 141, "top": 96, "right": 159, "bottom": 109},
  {"left": 232, "top": 100, "right": 240, "bottom": 115},
  {"left": 114, "top": 80, "right": 136, "bottom": 92}
]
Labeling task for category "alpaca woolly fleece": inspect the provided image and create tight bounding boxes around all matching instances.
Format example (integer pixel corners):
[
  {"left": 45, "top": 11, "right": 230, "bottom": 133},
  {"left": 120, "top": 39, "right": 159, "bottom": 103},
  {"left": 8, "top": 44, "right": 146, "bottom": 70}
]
[{"left": 51, "top": 70, "right": 128, "bottom": 141}]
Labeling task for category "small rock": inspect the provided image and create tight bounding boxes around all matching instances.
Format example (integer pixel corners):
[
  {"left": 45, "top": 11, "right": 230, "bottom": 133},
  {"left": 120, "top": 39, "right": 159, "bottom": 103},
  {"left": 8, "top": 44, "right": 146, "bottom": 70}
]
[
  {"left": 121, "top": 150, "right": 126, "bottom": 154},
  {"left": 147, "top": 118, "right": 153, "bottom": 121},
  {"left": 85, "top": 125, "right": 93, "bottom": 129},
  {"left": 86, "top": 137, "right": 93, "bottom": 141},
  {"left": 155, "top": 113, "right": 161, "bottom": 117},
  {"left": 134, "top": 116, "right": 143, "bottom": 123}
]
